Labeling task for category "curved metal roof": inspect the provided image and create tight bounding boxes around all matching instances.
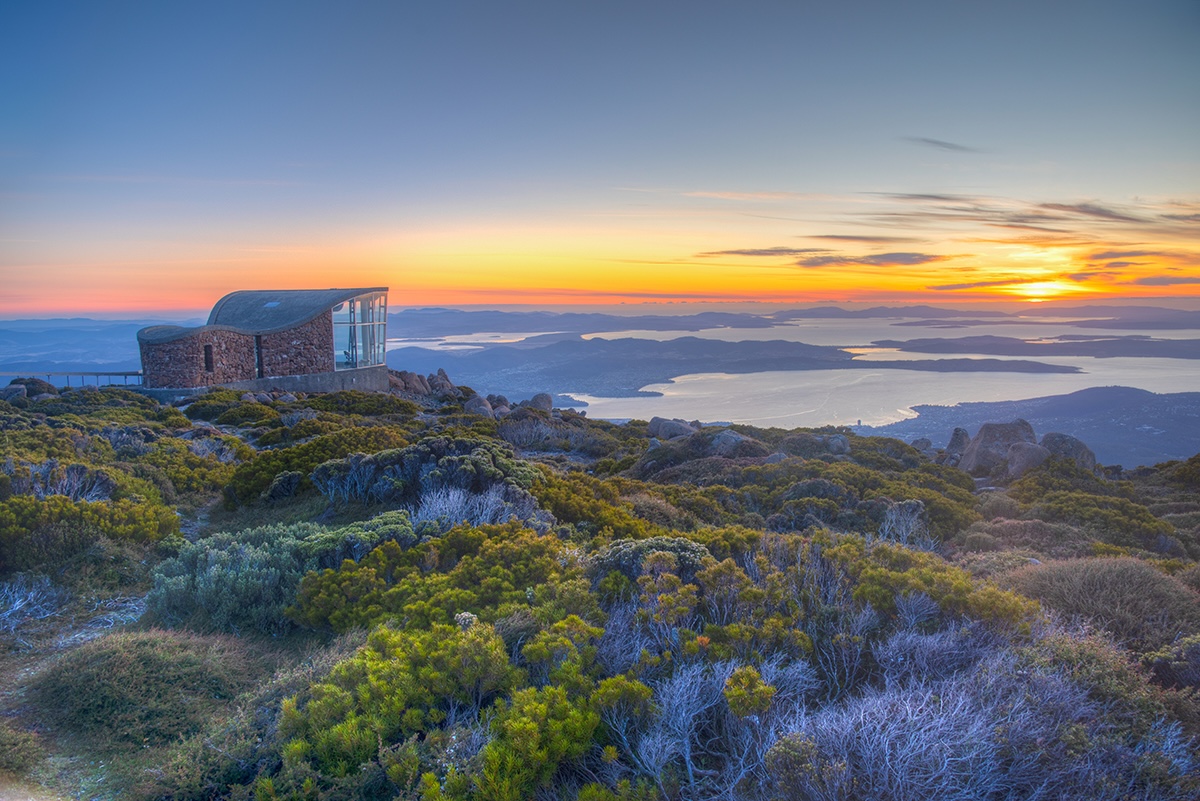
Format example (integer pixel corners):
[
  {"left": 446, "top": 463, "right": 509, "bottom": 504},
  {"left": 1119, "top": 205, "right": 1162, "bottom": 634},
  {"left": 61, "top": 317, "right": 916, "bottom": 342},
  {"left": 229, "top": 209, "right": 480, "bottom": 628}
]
[
  {"left": 208, "top": 287, "right": 387, "bottom": 332},
  {"left": 137, "top": 287, "right": 387, "bottom": 344}
]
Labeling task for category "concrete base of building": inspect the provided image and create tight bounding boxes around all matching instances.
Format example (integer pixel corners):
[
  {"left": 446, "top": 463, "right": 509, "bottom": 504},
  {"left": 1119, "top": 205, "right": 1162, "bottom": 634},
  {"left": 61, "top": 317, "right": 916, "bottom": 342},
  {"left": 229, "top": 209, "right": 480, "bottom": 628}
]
[{"left": 134, "top": 364, "right": 389, "bottom": 403}]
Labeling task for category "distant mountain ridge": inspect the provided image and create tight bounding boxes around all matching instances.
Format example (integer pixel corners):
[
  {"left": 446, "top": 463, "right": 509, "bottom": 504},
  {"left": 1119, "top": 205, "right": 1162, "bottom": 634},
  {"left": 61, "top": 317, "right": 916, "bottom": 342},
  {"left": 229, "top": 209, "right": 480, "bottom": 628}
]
[{"left": 857, "top": 386, "right": 1200, "bottom": 468}]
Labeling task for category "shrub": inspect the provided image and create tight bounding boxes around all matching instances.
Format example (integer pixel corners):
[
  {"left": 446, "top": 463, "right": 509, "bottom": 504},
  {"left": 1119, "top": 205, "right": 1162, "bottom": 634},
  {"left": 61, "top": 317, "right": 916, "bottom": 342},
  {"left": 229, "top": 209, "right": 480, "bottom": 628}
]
[
  {"left": 589, "top": 537, "right": 712, "bottom": 585},
  {"left": 30, "top": 629, "right": 253, "bottom": 749},
  {"left": 279, "top": 623, "right": 518, "bottom": 777},
  {"left": 764, "top": 646, "right": 1199, "bottom": 801},
  {"left": 148, "top": 512, "right": 412, "bottom": 635},
  {"left": 959, "top": 518, "right": 1092, "bottom": 559},
  {"left": 224, "top": 426, "right": 409, "bottom": 506},
  {"left": 310, "top": 435, "right": 540, "bottom": 508},
  {"left": 1004, "top": 557, "right": 1200, "bottom": 653},
  {"left": 0, "top": 719, "right": 44, "bottom": 774},
  {"left": 289, "top": 522, "right": 586, "bottom": 633},
  {"left": 303, "top": 391, "right": 420, "bottom": 417},
  {"left": 1027, "top": 490, "right": 1176, "bottom": 551},
  {"left": 0, "top": 495, "right": 178, "bottom": 573}
]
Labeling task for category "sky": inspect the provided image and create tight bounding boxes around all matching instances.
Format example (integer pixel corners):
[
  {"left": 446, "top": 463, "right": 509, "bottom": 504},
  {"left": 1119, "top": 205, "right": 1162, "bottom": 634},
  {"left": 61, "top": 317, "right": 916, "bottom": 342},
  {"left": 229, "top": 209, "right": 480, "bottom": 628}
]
[{"left": 1, "top": 0, "right": 1198, "bottom": 316}]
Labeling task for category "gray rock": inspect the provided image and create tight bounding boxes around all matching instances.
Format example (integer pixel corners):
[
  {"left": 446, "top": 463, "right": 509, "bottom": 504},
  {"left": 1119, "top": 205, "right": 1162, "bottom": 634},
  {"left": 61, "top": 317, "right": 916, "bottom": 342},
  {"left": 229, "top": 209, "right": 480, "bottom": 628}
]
[
  {"left": 392, "top": 370, "right": 432, "bottom": 395},
  {"left": 710, "top": 428, "right": 751, "bottom": 457},
  {"left": 31, "top": 393, "right": 55, "bottom": 402},
  {"left": 764, "top": 452, "right": 788, "bottom": 464},
  {"left": 528, "top": 393, "right": 554, "bottom": 412},
  {"left": 0, "top": 384, "right": 27, "bottom": 401},
  {"left": 959, "top": 419, "right": 1037, "bottom": 477},
  {"left": 427, "top": 369, "right": 460, "bottom": 397},
  {"left": 254, "top": 392, "right": 273, "bottom": 404},
  {"left": 463, "top": 394, "right": 494, "bottom": 418},
  {"left": 1040, "top": 432, "right": 1098, "bottom": 473},
  {"left": 493, "top": 405, "right": 512, "bottom": 419},
  {"left": 1005, "top": 442, "right": 1051, "bottom": 480},
  {"left": 277, "top": 393, "right": 298, "bottom": 403},
  {"left": 648, "top": 416, "right": 698, "bottom": 439},
  {"left": 946, "top": 427, "right": 971, "bottom": 457},
  {"left": 240, "top": 392, "right": 257, "bottom": 402},
  {"left": 824, "top": 434, "right": 851, "bottom": 455},
  {"left": 910, "top": 437, "right": 933, "bottom": 452}
]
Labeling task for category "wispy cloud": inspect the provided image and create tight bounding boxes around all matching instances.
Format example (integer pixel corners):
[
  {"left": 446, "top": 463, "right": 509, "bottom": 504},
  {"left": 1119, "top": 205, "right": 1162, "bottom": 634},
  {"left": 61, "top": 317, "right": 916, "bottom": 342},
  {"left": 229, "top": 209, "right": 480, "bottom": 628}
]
[
  {"left": 1038, "top": 203, "right": 1143, "bottom": 223},
  {"left": 903, "top": 137, "right": 980, "bottom": 153},
  {"left": 682, "top": 190, "right": 806, "bottom": 201},
  {"left": 698, "top": 247, "right": 828, "bottom": 257},
  {"left": 929, "top": 277, "right": 1041, "bottom": 291},
  {"left": 798, "top": 252, "right": 950, "bottom": 268},
  {"left": 1129, "top": 275, "right": 1200, "bottom": 286},
  {"left": 809, "top": 234, "right": 920, "bottom": 244}
]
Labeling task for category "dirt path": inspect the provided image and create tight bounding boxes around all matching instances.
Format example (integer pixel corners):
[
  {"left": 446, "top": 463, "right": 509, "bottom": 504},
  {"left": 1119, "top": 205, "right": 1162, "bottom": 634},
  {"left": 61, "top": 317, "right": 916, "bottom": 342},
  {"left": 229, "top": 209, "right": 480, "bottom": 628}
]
[{"left": 0, "top": 775, "right": 68, "bottom": 801}]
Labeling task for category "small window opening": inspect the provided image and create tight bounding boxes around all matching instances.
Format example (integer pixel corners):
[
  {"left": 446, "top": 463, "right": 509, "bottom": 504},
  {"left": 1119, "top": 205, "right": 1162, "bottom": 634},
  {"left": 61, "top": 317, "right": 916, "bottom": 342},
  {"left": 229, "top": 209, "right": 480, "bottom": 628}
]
[{"left": 204, "top": 344, "right": 214, "bottom": 373}]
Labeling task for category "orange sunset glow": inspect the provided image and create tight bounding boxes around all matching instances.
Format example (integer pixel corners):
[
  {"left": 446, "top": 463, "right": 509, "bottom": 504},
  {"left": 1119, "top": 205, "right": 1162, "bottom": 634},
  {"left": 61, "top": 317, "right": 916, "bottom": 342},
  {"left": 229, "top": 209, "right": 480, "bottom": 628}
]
[{"left": 2, "top": 3, "right": 1197, "bottom": 317}]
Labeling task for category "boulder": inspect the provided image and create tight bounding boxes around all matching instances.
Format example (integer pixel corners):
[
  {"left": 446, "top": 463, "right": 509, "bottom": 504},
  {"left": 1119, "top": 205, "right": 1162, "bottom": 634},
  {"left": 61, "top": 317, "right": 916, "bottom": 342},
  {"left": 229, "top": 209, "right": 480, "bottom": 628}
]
[
  {"left": 240, "top": 393, "right": 257, "bottom": 402},
  {"left": 528, "top": 393, "right": 554, "bottom": 412},
  {"left": 710, "top": 429, "right": 750, "bottom": 457},
  {"left": 959, "top": 419, "right": 1037, "bottom": 477},
  {"left": 277, "top": 393, "right": 297, "bottom": 403},
  {"left": 1040, "top": 432, "right": 1097, "bottom": 473},
  {"left": 254, "top": 392, "right": 273, "bottom": 404},
  {"left": 910, "top": 437, "right": 933, "bottom": 452},
  {"left": 824, "top": 434, "right": 851, "bottom": 455},
  {"left": 946, "top": 427, "right": 971, "bottom": 457},
  {"left": 1005, "top": 442, "right": 1051, "bottom": 480},
  {"left": 427, "top": 369, "right": 458, "bottom": 396},
  {"left": 0, "top": 384, "right": 27, "bottom": 402},
  {"left": 648, "top": 416, "right": 698, "bottom": 439},
  {"left": 493, "top": 405, "right": 512, "bottom": 419},
  {"left": 463, "top": 394, "right": 494, "bottom": 418},
  {"left": 392, "top": 370, "right": 432, "bottom": 395},
  {"left": 764, "top": 452, "right": 788, "bottom": 464}
]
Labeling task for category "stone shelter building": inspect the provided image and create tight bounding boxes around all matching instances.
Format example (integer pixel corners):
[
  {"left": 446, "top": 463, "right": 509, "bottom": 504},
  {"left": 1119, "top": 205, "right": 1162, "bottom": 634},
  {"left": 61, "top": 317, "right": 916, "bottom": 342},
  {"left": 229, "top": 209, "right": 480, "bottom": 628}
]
[{"left": 138, "top": 288, "right": 388, "bottom": 394}]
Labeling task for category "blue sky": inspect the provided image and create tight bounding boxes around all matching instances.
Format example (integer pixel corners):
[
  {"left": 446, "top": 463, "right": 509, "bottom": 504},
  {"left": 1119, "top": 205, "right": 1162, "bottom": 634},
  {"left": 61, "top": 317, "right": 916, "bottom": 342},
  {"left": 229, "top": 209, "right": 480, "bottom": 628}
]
[{"left": 2, "top": 0, "right": 1197, "bottom": 313}]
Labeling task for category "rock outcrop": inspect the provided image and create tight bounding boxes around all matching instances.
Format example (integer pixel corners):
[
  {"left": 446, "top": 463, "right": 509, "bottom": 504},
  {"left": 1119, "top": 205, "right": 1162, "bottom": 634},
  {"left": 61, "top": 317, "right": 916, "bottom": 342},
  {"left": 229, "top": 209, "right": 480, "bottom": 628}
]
[
  {"left": 1040, "top": 432, "right": 1097, "bottom": 473},
  {"left": 959, "top": 419, "right": 1037, "bottom": 477},
  {"left": 1, "top": 384, "right": 28, "bottom": 402},
  {"left": 648, "top": 417, "right": 698, "bottom": 439},
  {"left": 1004, "top": 441, "right": 1051, "bottom": 480},
  {"left": 526, "top": 393, "right": 554, "bottom": 412},
  {"left": 463, "top": 394, "right": 494, "bottom": 418}
]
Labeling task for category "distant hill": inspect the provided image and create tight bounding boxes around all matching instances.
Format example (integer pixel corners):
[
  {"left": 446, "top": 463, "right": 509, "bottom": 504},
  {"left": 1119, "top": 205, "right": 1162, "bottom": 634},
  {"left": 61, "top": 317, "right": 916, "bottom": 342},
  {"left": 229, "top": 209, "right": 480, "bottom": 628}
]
[{"left": 857, "top": 386, "right": 1200, "bottom": 468}]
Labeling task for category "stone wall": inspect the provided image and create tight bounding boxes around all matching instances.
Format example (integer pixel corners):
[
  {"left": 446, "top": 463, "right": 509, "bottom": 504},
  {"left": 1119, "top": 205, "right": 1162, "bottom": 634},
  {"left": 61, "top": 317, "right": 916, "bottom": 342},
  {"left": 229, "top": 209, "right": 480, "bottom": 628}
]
[
  {"left": 139, "top": 328, "right": 256, "bottom": 389},
  {"left": 259, "top": 311, "right": 335, "bottom": 377}
]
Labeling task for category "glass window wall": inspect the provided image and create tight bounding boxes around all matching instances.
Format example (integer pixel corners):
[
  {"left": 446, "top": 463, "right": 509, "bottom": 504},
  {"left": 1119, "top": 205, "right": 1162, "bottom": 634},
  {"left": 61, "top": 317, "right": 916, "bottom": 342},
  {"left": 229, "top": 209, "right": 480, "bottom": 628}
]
[{"left": 332, "top": 291, "right": 387, "bottom": 370}]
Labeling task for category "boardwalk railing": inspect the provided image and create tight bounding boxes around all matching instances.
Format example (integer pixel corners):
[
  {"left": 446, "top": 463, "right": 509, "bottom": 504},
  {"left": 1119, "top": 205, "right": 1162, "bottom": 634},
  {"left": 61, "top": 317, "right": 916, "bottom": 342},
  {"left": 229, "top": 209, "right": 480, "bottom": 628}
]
[{"left": 0, "top": 371, "right": 143, "bottom": 388}]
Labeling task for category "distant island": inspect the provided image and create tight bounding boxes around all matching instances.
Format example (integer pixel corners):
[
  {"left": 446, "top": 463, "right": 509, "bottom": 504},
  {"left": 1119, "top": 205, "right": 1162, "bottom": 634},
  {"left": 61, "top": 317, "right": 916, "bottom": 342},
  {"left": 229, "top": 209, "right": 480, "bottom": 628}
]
[{"left": 858, "top": 386, "right": 1200, "bottom": 468}]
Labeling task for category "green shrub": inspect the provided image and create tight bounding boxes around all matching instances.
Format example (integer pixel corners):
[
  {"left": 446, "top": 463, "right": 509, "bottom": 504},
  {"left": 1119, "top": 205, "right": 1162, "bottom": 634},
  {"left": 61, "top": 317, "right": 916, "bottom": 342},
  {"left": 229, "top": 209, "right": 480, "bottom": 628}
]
[
  {"left": 215, "top": 402, "right": 281, "bottom": 427},
  {"left": 303, "top": 391, "right": 420, "bottom": 417},
  {"left": 279, "top": 623, "right": 518, "bottom": 777},
  {"left": 310, "top": 435, "right": 540, "bottom": 507},
  {"left": 181, "top": 389, "right": 245, "bottom": 421},
  {"left": 30, "top": 629, "right": 253, "bottom": 749},
  {"left": 1026, "top": 490, "right": 1181, "bottom": 554},
  {"left": 148, "top": 512, "right": 413, "bottom": 635},
  {"left": 0, "top": 719, "right": 44, "bottom": 774},
  {"left": 289, "top": 522, "right": 586, "bottom": 633},
  {"left": 1004, "top": 557, "right": 1200, "bottom": 653},
  {"left": 224, "top": 426, "right": 410, "bottom": 506},
  {"left": 0, "top": 495, "right": 178, "bottom": 573}
]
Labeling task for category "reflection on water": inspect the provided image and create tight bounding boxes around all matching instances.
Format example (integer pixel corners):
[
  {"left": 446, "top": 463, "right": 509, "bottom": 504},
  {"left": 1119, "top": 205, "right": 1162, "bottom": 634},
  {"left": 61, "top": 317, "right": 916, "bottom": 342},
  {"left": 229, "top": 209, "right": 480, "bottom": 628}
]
[{"left": 570, "top": 356, "right": 1200, "bottom": 428}]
